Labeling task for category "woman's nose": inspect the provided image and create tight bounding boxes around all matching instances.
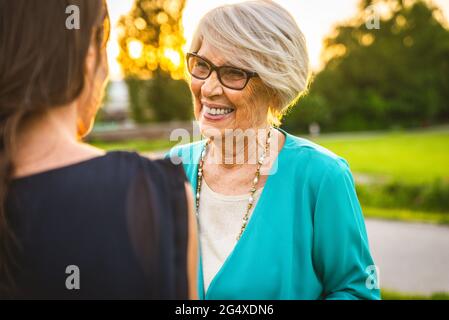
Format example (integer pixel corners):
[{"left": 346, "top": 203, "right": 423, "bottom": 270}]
[{"left": 201, "top": 70, "right": 223, "bottom": 97}]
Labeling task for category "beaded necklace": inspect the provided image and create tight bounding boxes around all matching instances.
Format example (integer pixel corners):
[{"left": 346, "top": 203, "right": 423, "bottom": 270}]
[{"left": 195, "top": 128, "right": 272, "bottom": 240}]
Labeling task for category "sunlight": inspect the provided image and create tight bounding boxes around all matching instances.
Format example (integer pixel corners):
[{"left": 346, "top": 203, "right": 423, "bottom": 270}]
[
  {"left": 106, "top": 0, "right": 449, "bottom": 80},
  {"left": 127, "top": 39, "right": 144, "bottom": 60},
  {"left": 106, "top": 0, "right": 135, "bottom": 79},
  {"left": 163, "top": 48, "right": 182, "bottom": 68},
  {"left": 182, "top": 0, "right": 360, "bottom": 71}
]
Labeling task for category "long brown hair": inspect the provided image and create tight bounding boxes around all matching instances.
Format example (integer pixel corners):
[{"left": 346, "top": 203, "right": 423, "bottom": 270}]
[{"left": 0, "top": 0, "right": 109, "bottom": 296}]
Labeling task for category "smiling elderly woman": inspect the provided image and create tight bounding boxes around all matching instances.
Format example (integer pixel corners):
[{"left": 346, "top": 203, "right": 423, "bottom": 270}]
[{"left": 169, "top": 0, "right": 380, "bottom": 300}]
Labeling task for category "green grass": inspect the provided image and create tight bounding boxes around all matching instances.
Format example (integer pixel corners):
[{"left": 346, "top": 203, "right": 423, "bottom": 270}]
[
  {"left": 312, "top": 129, "right": 449, "bottom": 184},
  {"left": 363, "top": 207, "right": 449, "bottom": 225},
  {"left": 90, "top": 129, "right": 449, "bottom": 185},
  {"left": 311, "top": 129, "right": 449, "bottom": 222},
  {"left": 89, "top": 127, "right": 449, "bottom": 224},
  {"left": 381, "top": 289, "right": 449, "bottom": 300},
  {"left": 92, "top": 128, "right": 449, "bottom": 184},
  {"left": 90, "top": 139, "right": 177, "bottom": 153}
]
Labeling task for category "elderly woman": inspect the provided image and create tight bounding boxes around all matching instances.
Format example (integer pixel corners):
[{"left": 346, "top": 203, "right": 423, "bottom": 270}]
[{"left": 169, "top": 0, "right": 380, "bottom": 300}]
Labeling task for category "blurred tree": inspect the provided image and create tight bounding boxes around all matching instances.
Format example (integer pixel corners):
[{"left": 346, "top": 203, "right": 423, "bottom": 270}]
[
  {"left": 283, "top": 0, "right": 449, "bottom": 133},
  {"left": 118, "top": 0, "right": 192, "bottom": 123}
]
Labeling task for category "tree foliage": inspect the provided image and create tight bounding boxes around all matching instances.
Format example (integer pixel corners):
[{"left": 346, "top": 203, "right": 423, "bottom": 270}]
[
  {"left": 284, "top": 0, "right": 449, "bottom": 132},
  {"left": 118, "top": 0, "right": 192, "bottom": 122}
]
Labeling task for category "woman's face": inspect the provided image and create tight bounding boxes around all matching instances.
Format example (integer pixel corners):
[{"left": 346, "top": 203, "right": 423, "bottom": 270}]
[
  {"left": 76, "top": 40, "right": 109, "bottom": 138},
  {"left": 190, "top": 41, "right": 270, "bottom": 137}
]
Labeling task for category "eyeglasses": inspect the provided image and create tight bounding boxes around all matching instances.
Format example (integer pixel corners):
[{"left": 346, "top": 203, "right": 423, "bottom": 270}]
[{"left": 186, "top": 52, "right": 258, "bottom": 90}]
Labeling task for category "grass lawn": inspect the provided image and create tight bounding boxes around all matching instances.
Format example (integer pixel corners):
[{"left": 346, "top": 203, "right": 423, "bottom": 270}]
[
  {"left": 312, "top": 128, "right": 449, "bottom": 223},
  {"left": 92, "top": 127, "right": 449, "bottom": 185},
  {"left": 90, "top": 139, "right": 177, "bottom": 153},
  {"left": 89, "top": 127, "right": 449, "bottom": 224},
  {"left": 311, "top": 129, "right": 449, "bottom": 184},
  {"left": 381, "top": 289, "right": 449, "bottom": 300}
]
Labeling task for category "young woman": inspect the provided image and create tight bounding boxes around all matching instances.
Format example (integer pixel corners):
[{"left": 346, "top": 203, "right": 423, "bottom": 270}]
[{"left": 0, "top": 0, "right": 197, "bottom": 299}]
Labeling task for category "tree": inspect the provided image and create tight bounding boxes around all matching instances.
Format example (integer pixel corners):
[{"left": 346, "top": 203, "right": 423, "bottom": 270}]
[
  {"left": 118, "top": 0, "right": 192, "bottom": 122},
  {"left": 283, "top": 0, "right": 449, "bottom": 133}
]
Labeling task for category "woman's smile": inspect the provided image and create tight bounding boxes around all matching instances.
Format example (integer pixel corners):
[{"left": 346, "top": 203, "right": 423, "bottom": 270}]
[{"left": 201, "top": 102, "right": 236, "bottom": 122}]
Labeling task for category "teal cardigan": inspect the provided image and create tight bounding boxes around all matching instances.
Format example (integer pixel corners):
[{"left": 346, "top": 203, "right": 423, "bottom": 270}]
[{"left": 168, "top": 129, "right": 380, "bottom": 300}]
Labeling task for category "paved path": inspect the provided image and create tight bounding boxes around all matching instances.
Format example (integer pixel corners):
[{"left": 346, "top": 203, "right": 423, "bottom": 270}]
[{"left": 366, "top": 219, "right": 449, "bottom": 294}]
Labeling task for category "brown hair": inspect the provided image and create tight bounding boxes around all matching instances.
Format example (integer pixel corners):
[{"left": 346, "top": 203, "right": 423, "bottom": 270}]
[{"left": 0, "top": 0, "right": 109, "bottom": 296}]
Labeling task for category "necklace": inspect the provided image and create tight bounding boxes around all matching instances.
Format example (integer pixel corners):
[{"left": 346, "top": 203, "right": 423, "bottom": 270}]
[{"left": 195, "top": 128, "right": 273, "bottom": 241}]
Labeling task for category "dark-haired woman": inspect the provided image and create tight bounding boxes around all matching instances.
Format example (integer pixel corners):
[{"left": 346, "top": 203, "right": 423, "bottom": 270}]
[{"left": 0, "top": 0, "right": 197, "bottom": 299}]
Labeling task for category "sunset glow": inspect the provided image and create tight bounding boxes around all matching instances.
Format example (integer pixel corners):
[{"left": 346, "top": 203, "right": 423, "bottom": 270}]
[{"left": 106, "top": 0, "right": 449, "bottom": 80}]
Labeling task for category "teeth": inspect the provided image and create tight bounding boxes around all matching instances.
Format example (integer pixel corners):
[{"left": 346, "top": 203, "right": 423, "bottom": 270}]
[{"left": 203, "top": 105, "right": 234, "bottom": 116}]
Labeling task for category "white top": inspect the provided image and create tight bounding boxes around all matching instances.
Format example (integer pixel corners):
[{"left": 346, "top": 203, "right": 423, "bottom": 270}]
[{"left": 198, "top": 179, "right": 264, "bottom": 292}]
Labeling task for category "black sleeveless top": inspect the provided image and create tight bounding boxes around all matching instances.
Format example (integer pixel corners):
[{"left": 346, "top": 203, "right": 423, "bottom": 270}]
[{"left": 6, "top": 151, "right": 188, "bottom": 299}]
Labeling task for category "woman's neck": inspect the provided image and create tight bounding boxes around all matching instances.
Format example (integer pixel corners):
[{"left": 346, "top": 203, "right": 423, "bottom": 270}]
[
  {"left": 13, "top": 104, "right": 103, "bottom": 178},
  {"left": 208, "top": 125, "right": 272, "bottom": 170}
]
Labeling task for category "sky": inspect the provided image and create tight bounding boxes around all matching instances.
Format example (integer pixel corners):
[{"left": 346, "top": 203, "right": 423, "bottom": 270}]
[{"left": 105, "top": 0, "right": 449, "bottom": 80}]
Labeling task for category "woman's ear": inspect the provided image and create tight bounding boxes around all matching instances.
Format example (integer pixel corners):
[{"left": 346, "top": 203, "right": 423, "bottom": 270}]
[
  {"left": 75, "top": 41, "right": 105, "bottom": 139},
  {"left": 84, "top": 42, "right": 97, "bottom": 82}
]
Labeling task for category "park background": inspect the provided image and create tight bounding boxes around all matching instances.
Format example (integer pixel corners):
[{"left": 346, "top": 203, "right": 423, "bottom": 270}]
[{"left": 89, "top": 0, "right": 449, "bottom": 299}]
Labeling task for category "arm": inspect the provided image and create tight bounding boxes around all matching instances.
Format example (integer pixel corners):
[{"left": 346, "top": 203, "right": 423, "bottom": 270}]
[
  {"left": 312, "top": 160, "right": 381, "bottom": 300},
  {"left": 185, "top": 182, "right": 199, "bottom": 300}
]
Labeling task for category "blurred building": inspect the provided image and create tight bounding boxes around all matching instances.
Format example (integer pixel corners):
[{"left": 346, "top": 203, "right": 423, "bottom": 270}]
[{"left": 101, "top": 80, "right": 130, "bottom": 123}]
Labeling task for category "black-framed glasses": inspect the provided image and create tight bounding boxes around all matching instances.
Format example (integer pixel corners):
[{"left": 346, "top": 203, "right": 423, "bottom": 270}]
[{"left": 186, "top": 52, "right": 258, "bottom": 90}]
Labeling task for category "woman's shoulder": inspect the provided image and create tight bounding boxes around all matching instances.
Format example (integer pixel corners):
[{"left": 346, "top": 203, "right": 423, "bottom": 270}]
[
  {"left": 13, "top": 150, "right": 186, "bottom": 189},
  {"left": 167, "top": 140, "right": 205, "bottom": 159},
  {"left": 166, "top": 140, "right": 206, "bottom": 173},
  {"left": 105, "top": 150, "right": 187, "bottom": 185},
  {"left": 281, "top": 131, "right": 352, "bottom": 180},
  {"left": 279, "top": 131, "right": 358, "bottom": 206}
]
